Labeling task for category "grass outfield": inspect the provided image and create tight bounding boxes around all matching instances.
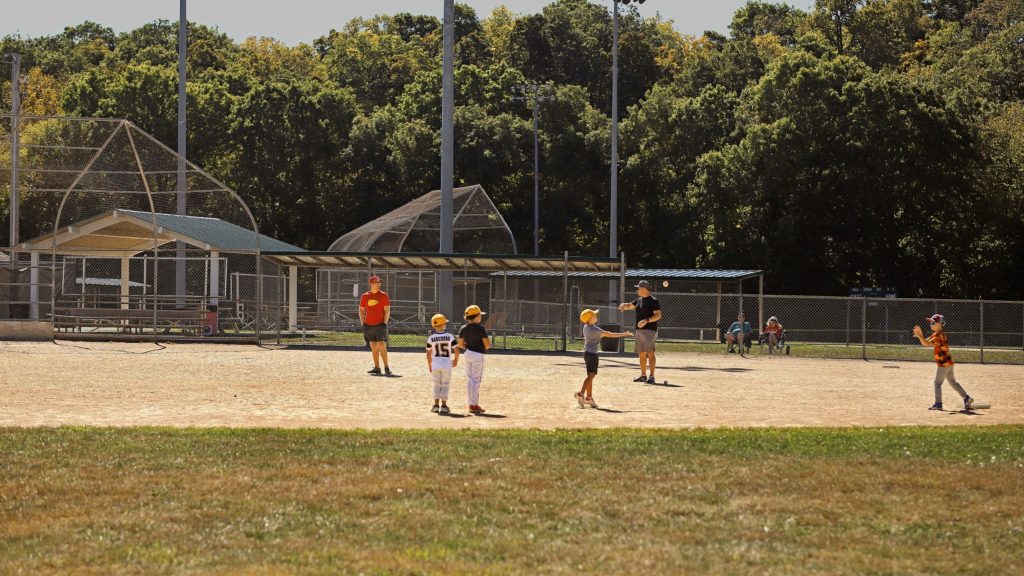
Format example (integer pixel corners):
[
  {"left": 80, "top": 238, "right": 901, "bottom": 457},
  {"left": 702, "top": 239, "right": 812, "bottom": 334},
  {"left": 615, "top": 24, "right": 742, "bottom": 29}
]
[{"left": 2, "top": 428, "right": 1023, "bottom": 574}]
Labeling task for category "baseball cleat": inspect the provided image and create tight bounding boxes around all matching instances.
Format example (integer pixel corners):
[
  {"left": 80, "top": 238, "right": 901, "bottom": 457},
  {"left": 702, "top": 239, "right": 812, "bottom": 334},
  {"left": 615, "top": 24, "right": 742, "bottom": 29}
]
[
  {"left": 384, "top": 366, "right": 392, "bottom": 376},
  {"left": 646, "top": 375, "right": 656, "bottom": 384},
  {"left": 439, "top": 405, "right": 450, "bottom": 415},
  {"left": 586, "top": 397, "right": 598, "bottom": 409},
  {"left": 928, "top": 402, "right": 944, "bottom": 411},
  {"left": 367, "top": 367, "right": 382, "bottom": 375},
  {"left": 963, "top": 395, "right": 973, "bottom": 410},
  {"left": 574, "top": 392, "right": 586, "bottom": 408},
  {"left": 431, "top": 405, "right": 440, "bottom": 413},
  {"left": 633, "top": 375, "right": 648, "bottom": 382}
]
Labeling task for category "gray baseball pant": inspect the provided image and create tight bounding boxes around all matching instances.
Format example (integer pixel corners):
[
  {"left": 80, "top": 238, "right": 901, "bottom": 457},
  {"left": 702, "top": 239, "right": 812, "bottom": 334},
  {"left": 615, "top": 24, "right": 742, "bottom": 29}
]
[{"left": 934, "top": 366, "right": 968, "bottom": 404}]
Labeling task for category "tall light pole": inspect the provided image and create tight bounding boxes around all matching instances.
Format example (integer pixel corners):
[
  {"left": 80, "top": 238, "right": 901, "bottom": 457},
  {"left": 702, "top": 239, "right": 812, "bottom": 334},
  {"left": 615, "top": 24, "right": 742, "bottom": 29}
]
[
  {"left": 4, "top": 53, "right": 20, "bottom": 250},
  {"left": 610, "top": 0, "right": 645, "bottom": 260},
  {"left": 439, "top": 0, "right": 455, "bottom": 316},
  {"left": 176, "top": 0, "right": 187, "bottom": 302},
  {"left": 512, "top": 83, "right": 555, "bottom": 256},
  {"left": 610, "top": 0, "right": 645, "bottom": 329}
]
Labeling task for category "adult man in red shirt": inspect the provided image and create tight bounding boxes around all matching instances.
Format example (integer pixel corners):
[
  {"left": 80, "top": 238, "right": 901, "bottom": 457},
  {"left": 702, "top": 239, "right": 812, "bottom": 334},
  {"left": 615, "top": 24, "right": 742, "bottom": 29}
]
[{"left": 359, "top": 275, "right": 392, "bottom": 375}]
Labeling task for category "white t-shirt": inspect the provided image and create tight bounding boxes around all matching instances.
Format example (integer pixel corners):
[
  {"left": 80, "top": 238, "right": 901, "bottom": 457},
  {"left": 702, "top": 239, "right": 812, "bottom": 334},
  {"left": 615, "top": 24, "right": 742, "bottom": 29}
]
[{"left": 426, "top": 331, "right": 457, "bottom": 370}]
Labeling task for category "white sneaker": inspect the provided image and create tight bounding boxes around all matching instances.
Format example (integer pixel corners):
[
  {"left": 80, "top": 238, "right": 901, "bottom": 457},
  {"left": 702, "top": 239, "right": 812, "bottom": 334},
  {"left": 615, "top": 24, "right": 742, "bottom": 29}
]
[
  {"left": 586, "top": 397, "right": 598, "bottom": 409},
  {"left": 574, "top": 392, "right": 586, "bottom": 408}
]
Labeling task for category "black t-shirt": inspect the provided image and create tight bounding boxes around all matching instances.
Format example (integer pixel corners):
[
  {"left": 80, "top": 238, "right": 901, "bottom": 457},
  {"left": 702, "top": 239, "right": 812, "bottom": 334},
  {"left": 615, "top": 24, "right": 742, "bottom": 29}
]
[
  {"left": 459, "top": 322, "right": 490, "bottom": 353},
  {"left": 633, "top": 295, "right": 661, "bottom": 332}
]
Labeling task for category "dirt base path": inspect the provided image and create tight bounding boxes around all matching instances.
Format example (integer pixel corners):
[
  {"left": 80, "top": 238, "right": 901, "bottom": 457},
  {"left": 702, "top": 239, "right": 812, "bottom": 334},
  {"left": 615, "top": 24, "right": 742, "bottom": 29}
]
[{"left": 2, "top": 341, "right": 1022, "bottom": 429}]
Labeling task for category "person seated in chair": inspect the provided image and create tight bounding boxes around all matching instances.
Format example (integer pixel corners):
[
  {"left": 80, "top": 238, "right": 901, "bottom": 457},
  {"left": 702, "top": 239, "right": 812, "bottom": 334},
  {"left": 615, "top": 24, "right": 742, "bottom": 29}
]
[
  {"left": 725, "top": 312, "right": 752, "bottom": 353},
  {"left": 759, "top": 316, "right": 784, "bottom": 354}
]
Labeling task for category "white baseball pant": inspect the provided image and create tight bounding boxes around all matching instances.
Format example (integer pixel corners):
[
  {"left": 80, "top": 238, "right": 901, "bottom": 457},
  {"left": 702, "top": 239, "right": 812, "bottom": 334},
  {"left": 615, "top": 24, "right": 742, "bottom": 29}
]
[
  {"left": 432, "top": 367, "right": 452, "bottom": 401},
  {"left": 463, "top": 350, "right": 485, "bottom": 406}
]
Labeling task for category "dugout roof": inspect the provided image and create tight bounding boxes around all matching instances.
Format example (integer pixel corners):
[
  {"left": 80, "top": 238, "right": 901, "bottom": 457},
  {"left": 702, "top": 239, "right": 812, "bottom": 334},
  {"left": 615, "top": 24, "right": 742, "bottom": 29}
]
[
  {"left": 490, "top": 268, "right": 763, "bottom": 281},
  {"left": 262, "top": 251, "right": 622, "bottom": 274}
]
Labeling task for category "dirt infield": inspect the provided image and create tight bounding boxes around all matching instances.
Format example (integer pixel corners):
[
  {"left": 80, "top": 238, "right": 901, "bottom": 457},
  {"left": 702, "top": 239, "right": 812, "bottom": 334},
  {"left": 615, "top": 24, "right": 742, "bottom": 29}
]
[{"left": 2, "top": 341, "right": 1022, "bottom": 429}]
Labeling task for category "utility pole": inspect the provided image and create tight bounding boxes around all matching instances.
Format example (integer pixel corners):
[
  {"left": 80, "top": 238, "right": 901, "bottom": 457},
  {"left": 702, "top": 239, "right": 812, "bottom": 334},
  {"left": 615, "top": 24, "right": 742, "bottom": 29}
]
[
  {"left": 176, "top": 0, "right": 187, "bottom": 303},
  {"left": 7, "top": 53, "right": 20, "bottom": 250},
  {"left": 439, "top": 0, "right": 455, "bottom": 316},
  {"left": 511, "top": 84, "right": 555, "bottom": 256}
]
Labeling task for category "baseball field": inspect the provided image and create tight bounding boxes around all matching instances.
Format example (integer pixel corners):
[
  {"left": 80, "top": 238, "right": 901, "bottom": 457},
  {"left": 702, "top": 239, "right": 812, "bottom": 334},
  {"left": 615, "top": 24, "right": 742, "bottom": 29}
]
[{"left": 2, "top": 341, "right": 1023, "bottom": 573}]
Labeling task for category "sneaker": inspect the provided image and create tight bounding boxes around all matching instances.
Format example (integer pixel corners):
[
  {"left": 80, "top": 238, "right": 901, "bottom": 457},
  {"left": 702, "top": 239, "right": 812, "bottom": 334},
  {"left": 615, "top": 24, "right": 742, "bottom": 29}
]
[
  {"left": 439, "top": 405, "right": 450, "bottom": 415},
  {"left": 586, "top": 397, "right": 598, "bottom": 409},
  {"left": 728, "top": 348, "right": 737, "bottom": 354},
  {"left": 928, "top": 402, "right": 944, "bottom": 411},
  {"left": 431, "top": 405, "right": 440, "bottom": 413},
  {"left": 574, "top": 392, "right": 586, "bottom": 408},
  {"left": 469, "top": 405, "right": 486, "bottom": 414},
  {"left": 384, "top": 366, "right": 392, "bottom": 376},
  {"left": 367, "top": 367, "right": 382, "bottom": 375},
  {"left": 646, "top": 375, "right": 656, "bottom": 384},
  {"left": 963, "top": 395, "right": 974, "bottom": 410},
  {"left": 633, "top": 375, "right": 648, "bottom": 383}
]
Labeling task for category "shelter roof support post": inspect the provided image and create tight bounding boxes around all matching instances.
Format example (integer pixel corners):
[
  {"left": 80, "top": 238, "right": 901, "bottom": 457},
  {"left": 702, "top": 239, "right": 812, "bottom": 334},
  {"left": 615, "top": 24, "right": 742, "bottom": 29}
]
[
  {"left": 29, "top": 251, "right": 40, "bottom": 319},
  {"left": 288, "top": 265, "right": 298, "bottom": 332},
  {"left": 758, "top": 273, "right": 764, "bottom": 334},
  {"left": 120, "top": 256, "right": 130, "bottom": 311},
  {"left": 716, "top": 282, "right": 722, "bottom": 342},
  {"left": 275, "top": 264, "right": 282, "bottom": 346},
  {"left": 209, "top": 251, "right": 219, "bottom": 307},
  {"left": 562, "top": 251, "right": 569, "bottom": 352}
]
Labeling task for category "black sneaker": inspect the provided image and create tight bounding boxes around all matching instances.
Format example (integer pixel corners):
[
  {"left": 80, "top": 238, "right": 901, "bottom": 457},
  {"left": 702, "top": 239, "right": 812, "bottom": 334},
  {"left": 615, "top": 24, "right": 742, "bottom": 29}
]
[
  {"left": 963, "top": 395, "right": 973, "bottom": 410},
  {"left": 928, "top": 402, "right": 944, "bottom": 411},
  {"left": 646, "top": 375, "right": 656, "bottom": 384},
  {"left": 633, "top": 375, "right": 648, "bottom": 382},
  {"left": 384, "top": 366, "right": 392, "bottom": 376},
  {"left": 431, "top": 405, "right": 440, "bottom": 413},
  {"left": 368, "top": 367, "right": 382, "bottom": 375}
]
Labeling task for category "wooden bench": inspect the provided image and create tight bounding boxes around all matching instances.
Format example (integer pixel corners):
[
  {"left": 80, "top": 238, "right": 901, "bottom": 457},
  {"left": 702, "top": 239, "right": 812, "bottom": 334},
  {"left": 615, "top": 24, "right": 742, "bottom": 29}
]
[{"left": 54, "top": 307, "right": 209, "bottom": 335}]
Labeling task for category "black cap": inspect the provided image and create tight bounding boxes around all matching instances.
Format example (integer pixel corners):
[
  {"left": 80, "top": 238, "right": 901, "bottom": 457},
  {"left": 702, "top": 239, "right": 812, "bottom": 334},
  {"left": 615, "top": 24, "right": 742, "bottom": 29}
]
[{"left": 634, "top": 280, "right": 652, "bottom": 290}]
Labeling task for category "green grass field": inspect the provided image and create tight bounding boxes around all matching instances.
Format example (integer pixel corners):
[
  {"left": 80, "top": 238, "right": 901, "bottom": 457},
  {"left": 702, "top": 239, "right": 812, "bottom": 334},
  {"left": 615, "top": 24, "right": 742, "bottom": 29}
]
[{"left": 3, "top": 427, "right": 1023, "bottom": 574}]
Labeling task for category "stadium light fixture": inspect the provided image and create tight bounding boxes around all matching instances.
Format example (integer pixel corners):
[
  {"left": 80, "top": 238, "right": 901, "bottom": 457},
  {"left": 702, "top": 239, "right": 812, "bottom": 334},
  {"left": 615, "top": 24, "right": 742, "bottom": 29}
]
[{"left": 511, "top": 83, "right": 556, "bottom": 256}]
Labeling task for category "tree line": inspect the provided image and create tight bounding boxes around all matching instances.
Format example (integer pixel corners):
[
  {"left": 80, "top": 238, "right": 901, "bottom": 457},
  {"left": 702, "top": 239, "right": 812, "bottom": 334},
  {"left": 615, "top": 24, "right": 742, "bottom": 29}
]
[{"left": 1, "top": 0, "right": 1022, "bottom": 297}]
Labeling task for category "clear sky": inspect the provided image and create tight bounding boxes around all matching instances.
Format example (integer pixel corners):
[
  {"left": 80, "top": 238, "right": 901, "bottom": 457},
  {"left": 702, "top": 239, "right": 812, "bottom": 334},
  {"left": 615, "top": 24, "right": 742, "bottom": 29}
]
[{"left": 3, "top": 1, "right": 814, "bottom": 45}]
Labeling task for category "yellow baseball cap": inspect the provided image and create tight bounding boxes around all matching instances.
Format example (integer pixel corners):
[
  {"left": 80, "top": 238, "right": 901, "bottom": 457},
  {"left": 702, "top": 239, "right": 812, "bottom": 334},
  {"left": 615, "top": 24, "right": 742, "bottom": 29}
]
[
  {"left": 464, "top": 305, "right": 486, "bottom": 318},
  {"left": 431, "top": 313, "right": 447, "bottom": 328},
  {"left": 579, "top": 309, "right": 599, "bottom": 323}
]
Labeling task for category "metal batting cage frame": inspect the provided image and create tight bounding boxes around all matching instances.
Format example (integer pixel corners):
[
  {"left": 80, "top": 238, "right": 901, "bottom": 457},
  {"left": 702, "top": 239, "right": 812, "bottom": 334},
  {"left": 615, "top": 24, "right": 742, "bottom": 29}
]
[{"left": 1, "top": 115, "right": 290, "bottom": 342}]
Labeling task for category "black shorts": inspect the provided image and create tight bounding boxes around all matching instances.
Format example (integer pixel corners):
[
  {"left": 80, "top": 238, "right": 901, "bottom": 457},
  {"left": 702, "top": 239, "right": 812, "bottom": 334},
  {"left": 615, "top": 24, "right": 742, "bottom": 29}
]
[
  {"left": 364, "top": 323, "right": 388, "bottom": 343},
  {"left": 584, "top": 352, "right": 599, "bottom": 374}
]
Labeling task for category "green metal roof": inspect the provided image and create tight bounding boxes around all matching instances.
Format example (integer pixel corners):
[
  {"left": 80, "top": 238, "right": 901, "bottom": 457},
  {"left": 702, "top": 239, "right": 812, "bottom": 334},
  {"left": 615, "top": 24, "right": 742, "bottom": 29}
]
[{"left": 121, "top": 211, "right": 304, "bottom": 253}]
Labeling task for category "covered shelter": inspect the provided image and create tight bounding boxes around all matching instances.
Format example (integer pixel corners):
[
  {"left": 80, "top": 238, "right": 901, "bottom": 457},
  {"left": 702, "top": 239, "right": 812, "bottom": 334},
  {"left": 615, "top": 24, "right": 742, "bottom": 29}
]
[{"left": 11, "top": 209, "right": 303, "bottom": 336}]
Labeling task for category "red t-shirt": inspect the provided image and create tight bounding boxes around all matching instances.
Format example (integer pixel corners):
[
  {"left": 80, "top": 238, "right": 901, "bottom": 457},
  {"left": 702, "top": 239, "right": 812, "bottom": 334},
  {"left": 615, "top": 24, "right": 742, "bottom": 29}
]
[{"left": 360, "top": 290, "right": 390, "bottom": 325}]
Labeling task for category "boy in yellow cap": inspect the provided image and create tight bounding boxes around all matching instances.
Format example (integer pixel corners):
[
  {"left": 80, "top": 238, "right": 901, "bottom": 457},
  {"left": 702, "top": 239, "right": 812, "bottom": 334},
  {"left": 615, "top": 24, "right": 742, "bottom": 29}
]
[
  {"left": 426, "top": 313, "right": 459, "bottom": 415},
  {"left": 458, "top": 305, "right": 491, "bottom": 414},
  {"left": 577, "top": 309, "right": 633, "bottom": 409}
]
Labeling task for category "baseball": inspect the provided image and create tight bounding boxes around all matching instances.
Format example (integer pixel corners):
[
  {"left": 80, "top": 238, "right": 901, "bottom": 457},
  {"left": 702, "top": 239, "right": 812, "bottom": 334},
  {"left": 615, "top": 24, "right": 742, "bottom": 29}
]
[{"left": 662, "top": 280, "right": 669, "bottom": 288}]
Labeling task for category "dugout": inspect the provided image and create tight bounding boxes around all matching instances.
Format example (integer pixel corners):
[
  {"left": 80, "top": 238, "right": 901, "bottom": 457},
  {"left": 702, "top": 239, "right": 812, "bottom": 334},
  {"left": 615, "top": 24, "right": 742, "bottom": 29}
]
[
  {"left": 492, "top": 268, "right": 765, "bottom": 343},
  {"left": 262, "top": 251, "right": 624, "bottom": 350}
]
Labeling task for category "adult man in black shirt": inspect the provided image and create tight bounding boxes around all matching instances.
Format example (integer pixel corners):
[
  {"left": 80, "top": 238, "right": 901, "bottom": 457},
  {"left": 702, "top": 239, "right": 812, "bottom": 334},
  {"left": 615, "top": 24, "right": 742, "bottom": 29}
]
[{"left": 618, "top": 280, "right": 662, "bottom": 384}]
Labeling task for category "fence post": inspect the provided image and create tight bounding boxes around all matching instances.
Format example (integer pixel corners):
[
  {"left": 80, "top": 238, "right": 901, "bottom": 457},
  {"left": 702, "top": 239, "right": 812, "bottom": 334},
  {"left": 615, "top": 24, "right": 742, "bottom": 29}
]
[
  {"left": 502, "top": 270, "right": 508, "bottom": 349},
  {"left": 845, "top": 298, "right": 851, "bottom": 347},
  {"left": 979, "top": 298, "right": 984, "bottom": 364},
  {"left": 861, "top": 297, "right": 867, "bottom": 361},
  {"left": 560, "top": 252, "right": 569, "bottom": 351},
  {"left": 275, "top": 264, "right": 282, "bottom": 345},
  {"left": 619, "top": 251, "right": 626, "bottom": 353}
]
